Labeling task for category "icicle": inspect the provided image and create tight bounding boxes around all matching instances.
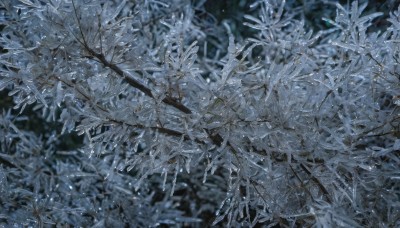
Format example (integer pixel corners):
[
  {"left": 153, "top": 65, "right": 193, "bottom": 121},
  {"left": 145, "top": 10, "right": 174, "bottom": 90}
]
[
  {"left": 162, "top": 168, "right": 168, "bottom": 191},
  {"left": 170, "top": 162, "right": 179, "bottom": 196}
]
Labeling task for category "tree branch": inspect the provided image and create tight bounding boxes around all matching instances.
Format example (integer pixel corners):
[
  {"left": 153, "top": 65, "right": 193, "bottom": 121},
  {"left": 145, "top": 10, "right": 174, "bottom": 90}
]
[{"left": 84, "top": 47, "right": 192, "bottom": 114}]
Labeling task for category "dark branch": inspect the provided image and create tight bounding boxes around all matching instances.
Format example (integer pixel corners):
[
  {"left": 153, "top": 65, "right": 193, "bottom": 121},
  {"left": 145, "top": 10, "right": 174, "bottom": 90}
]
[{"left": 85, "top": 47, "right": 192, "bottom": 114}]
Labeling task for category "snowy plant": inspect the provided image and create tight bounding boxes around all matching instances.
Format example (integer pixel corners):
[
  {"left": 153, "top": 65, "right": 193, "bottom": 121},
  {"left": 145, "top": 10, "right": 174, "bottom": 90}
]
[{"left": 0, "top": 0, "right": 399, "bottom": 227}]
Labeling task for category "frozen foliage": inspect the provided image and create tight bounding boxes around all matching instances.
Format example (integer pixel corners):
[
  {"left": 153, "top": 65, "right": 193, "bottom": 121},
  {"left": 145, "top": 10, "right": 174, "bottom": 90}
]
[{"left": 0, "top": 0, "right": 399, "bottom": 226}]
